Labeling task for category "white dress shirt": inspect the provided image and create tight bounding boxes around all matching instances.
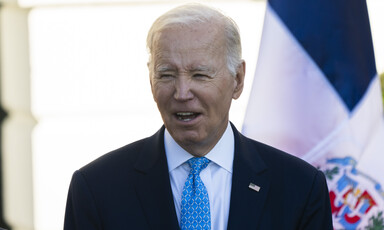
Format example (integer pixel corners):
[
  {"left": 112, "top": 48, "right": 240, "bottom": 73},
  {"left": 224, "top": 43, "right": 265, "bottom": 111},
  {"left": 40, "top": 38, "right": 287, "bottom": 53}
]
[{"left": 164, "top": 123, "right": 234, "bottom": 230}]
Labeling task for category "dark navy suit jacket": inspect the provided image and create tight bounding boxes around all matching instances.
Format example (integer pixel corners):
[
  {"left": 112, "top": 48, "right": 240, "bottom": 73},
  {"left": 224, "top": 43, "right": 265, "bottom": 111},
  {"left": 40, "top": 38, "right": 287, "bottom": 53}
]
[{"left": 64, "top": 124, "right": 333, "bottom": 229}]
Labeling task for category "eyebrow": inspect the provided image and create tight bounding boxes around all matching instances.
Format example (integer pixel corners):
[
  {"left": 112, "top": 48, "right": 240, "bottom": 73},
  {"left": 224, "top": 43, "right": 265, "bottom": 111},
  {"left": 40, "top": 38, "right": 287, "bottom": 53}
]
[
  {"left": 155, "top": 65, "right": 175, "bottom": 72},
  {"left": 190, "top": 65, "right": 212, "bottom": 72},
  {"left": 155, "top": 65, "right": 215, "bottom": 74}
]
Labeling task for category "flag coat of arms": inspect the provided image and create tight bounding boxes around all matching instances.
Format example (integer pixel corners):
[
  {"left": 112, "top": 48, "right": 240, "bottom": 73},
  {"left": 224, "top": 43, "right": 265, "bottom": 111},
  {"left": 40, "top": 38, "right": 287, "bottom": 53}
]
[{"left": 242, "top": 0, "right": 384, "bottom": 228}]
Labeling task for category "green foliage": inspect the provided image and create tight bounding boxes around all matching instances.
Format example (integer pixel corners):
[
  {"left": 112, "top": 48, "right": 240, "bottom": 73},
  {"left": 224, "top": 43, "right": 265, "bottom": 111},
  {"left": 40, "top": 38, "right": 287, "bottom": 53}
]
[
  {"left": 365, "top": 211, "right": 384, "bottom": 230},
  {"left": 324, "top": 166, "right": 339, "bottom": 180}
]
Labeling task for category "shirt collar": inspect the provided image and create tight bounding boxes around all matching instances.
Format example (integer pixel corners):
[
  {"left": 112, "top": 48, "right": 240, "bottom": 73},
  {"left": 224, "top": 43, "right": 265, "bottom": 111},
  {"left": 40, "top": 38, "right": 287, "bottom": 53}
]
[{"left": 164, "top": 123, "right": 234, "bottom": 173}]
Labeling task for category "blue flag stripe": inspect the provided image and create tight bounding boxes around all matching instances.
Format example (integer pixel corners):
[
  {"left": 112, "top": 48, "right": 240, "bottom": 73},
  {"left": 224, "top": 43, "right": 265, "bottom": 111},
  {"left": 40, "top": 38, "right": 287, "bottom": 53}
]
[{"left": 269, "top": 0, "right": 377, "bottom": 111}]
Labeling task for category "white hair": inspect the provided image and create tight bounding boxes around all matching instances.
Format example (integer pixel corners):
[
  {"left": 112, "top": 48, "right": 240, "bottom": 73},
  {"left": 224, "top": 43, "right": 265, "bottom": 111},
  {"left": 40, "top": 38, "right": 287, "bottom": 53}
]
[{"left": 146, "top": 3, "right": 242, "bottom": 76}]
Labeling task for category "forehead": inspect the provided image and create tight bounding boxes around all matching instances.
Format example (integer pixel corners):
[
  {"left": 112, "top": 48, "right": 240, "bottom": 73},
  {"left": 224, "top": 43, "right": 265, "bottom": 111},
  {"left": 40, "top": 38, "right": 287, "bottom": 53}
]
[{"left": 152, "top": 23, "right": 226, "bottom": 61}]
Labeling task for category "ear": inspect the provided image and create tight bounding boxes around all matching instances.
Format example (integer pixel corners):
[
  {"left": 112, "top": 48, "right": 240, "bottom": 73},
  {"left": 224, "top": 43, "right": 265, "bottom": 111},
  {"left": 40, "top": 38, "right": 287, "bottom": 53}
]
[{"left": 232, "top": 60, "right": 245, "bottom": 100}]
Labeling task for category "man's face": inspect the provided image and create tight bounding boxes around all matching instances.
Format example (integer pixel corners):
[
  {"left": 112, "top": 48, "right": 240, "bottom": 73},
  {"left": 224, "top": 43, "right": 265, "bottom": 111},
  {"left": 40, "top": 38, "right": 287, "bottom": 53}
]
[{"left": 149, "top": 23, "right": 244, "bottom": 156}]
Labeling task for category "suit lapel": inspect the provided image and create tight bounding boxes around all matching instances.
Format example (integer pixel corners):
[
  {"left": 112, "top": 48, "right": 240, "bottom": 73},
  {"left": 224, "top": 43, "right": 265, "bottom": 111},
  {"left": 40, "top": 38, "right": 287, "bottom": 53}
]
[
  {"left": 134, "top": 127, "right": 180, "bottom": 230},
  {"left": 227, "top": 124, "right": 271, "bottom": 230}
]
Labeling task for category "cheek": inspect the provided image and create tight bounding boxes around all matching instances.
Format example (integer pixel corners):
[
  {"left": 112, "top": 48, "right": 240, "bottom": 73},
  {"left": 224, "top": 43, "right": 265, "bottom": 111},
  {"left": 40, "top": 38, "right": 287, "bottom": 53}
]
[
  {"left": 154, "top": 89, "right": 175, "bottom": 112},
  {"left": 204, "top": 92, "right": 231, "bottom": 115},
  {"left": 152, "top": 82, "right": 171, "bottom": 102},
  {"left": 214, "top": 87, "right": 234, "bottom": 115}
]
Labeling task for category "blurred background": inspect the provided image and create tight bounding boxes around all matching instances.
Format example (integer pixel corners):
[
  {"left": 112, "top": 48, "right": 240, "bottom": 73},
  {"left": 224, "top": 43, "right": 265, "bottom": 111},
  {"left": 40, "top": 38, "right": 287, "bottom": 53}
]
[{"left": 0, "top": 0, "right": 383, "bottom": 229}]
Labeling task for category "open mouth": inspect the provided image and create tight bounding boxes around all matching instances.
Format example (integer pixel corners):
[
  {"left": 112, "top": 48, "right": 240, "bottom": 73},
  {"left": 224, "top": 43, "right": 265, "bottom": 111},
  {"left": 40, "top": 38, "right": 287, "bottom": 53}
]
[{"left": 175, "top": 112, "right": 200, "bottom": 122}]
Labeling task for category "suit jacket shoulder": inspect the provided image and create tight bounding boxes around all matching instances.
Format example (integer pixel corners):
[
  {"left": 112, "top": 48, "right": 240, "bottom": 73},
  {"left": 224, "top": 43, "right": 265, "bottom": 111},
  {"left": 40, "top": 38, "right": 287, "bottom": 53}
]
[
  {"left": 64, "top": 126, "right": 180, "bottom": 230},
  {"left": 79, "top": 133, "right": 151, "bottom": 179}
]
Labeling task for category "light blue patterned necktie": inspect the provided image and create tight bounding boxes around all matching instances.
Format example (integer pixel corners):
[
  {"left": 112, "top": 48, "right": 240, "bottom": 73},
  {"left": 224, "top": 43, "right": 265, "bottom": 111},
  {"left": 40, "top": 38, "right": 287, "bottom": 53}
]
[{"left": 180, "top": 157, "right": 211, "bottom": 230}]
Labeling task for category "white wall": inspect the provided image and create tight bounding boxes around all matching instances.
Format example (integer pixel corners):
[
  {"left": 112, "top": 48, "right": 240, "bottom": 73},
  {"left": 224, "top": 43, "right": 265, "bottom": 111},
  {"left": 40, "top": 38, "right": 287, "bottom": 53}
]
[{"left": 1, "top": 0, "right": 383, "bottom": 229}]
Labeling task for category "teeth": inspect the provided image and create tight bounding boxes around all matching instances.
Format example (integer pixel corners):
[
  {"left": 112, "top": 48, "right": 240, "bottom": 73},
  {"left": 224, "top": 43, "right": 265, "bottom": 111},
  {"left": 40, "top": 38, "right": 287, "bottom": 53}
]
[
  {"left": 179, "top": 118, "right": 192, "bottom": 121},
  {"left": 176, "top": 112, "right": 196, "bottom": 121}
]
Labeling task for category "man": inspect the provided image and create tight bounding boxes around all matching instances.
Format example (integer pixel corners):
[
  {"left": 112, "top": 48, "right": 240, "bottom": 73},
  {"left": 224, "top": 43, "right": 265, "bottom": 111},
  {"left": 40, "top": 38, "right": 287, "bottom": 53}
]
[{"left": 64, "top": 3, "right": 333, "bottom": 230}]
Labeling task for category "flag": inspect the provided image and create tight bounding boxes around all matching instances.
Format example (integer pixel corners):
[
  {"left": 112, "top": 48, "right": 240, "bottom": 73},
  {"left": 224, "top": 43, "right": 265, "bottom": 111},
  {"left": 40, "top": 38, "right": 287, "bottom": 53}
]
[{"left": 242, "top": 0, "right": 384, "bottom": 228}]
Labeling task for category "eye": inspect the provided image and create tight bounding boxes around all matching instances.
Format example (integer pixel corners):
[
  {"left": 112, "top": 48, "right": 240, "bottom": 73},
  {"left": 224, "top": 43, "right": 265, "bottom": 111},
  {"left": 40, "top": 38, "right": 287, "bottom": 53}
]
[
  {"left": 193, "top": 74, "right": 209, "bottom": 79},
  {"left": 158, "top": 73, "right": 174, "bottom": 79}
]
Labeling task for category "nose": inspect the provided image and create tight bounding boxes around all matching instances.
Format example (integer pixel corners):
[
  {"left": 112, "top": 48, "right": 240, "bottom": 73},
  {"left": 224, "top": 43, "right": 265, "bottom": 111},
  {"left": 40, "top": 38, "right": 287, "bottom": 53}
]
[{"left": 174, "top": 76, "right": 194, "bottom": 101}]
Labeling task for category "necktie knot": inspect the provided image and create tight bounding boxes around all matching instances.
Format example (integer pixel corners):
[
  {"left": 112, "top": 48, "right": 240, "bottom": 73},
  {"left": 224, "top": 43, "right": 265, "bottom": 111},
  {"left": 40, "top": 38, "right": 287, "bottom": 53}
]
[{"left": 188, "top": 157, "right": 210, "bottom": 175}]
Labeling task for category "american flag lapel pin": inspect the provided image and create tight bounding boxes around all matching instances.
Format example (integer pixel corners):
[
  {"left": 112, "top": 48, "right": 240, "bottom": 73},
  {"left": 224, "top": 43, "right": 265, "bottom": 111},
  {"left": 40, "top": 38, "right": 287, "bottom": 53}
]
[{"left": 249, "top": 183, "right": 261, "bottom": 192}]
